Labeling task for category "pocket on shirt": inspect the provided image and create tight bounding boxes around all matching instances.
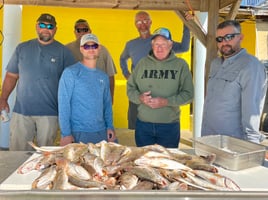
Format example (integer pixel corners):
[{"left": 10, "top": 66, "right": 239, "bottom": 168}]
[{"left": 219, "top": 70, "right": 240, "bottom": 82}]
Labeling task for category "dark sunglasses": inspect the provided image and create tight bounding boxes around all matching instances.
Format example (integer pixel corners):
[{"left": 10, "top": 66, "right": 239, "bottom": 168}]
[
  {"left": 38, "top": 23, "right": 54, "bottom": 30},
  {"left": 83, "top": 43, "right": 99, "bottom": 50},
  {"left": 76, "top": 28, "right": 89, "bottom": 33},
  {"left": 215, "top": 33, "right": 240, "bottom": 43}
]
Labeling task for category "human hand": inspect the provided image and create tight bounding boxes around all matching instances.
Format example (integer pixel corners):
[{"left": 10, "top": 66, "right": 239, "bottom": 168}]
[
  {"left": 147, "top": 97, "right": 168, "bottom": 109},
  {"left": 125, "top": 73, "right": 131, "bottom": 80},
  {"left": 60, "top": 135, "right": 74, "bottom": 146},
  {"left": 139, "top": 91, "right": 152, "bottom": 105},
  {"left": 184, "top": 11, "right": 194, "bottom": 20},
  {"left": 0, "top": 98, "right": 10, "bottom": 113},
  {"left": 107, "top": 129, "right": 117, "bottom": 142}
]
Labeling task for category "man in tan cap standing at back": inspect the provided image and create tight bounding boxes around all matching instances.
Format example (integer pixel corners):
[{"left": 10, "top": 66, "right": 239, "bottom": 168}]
[
  {"left": 0, "top": 13, "right": 76, "bottom": 151},
  {"left": 66, "top": 19, "right": 116, "bottom": 103}
]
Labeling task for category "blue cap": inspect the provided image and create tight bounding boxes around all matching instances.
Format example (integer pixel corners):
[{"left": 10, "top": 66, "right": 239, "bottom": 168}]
[{"left": 152, "top": 28, "right": 172, "bottom": 40}]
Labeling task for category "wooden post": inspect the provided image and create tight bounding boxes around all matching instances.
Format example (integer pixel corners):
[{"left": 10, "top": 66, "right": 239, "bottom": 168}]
[{"left": 204, "top": 0, "right": 220, "bottom": 91}]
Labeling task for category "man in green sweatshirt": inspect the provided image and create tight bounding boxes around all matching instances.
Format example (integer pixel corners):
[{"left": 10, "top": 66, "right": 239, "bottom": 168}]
[{"left": 127, "top": 27, "right": 194, "bottom": 148}]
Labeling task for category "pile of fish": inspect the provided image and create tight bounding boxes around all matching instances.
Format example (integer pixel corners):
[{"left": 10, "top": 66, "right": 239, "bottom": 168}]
[{"left": 17, "top": 141, "right": 241, "bottom": 191}]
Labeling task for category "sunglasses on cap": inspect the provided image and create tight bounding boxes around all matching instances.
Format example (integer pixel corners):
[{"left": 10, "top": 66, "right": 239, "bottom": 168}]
[
  {"left": 38, "top": 23, "right": 55, "bottom": 30},
  {"left": 215, "top": 33, "right": 240, "bottom": 43},
  {"left": 76, "top": 28, "right": 89, "bottom": 33},
  {"left": 82, "top": 43, "right": 99, "bottom": 50}
]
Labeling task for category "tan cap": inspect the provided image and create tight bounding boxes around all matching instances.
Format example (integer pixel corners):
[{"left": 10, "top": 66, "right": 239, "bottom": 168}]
[{"left": 74, "top": 19, "right": 89, "bottom": 29}]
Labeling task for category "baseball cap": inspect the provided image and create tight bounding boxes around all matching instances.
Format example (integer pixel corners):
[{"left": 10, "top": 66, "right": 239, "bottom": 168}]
[
  {"left": 75, "top": 19, "right": 89, "bottom": 28},
  {"left": 152, "top": 27, "right": 172, "bottom": 41},
  {"left": 37, "top": 13, "right": 57, "bottom": 26},
  {"left": 80, "top": 33, "right": 99, "bottom": 46}
]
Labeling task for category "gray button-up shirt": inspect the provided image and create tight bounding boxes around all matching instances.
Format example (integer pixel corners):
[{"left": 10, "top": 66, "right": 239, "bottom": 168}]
[{"left": 201, "top": 49, "right": 267, "bottom": 143}]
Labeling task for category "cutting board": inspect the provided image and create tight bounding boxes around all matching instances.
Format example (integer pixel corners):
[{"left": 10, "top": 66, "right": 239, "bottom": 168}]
[
  {"left": 218, "top": 166, "right": 268, "bottom": 191},
  {"left": 0, "top": 153, "right": 41, "bottom": 190}
]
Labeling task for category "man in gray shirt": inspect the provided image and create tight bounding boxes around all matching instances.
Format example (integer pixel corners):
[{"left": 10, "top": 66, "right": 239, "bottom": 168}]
[
  {"left": 201, "top": 20, "right": 267, "bottom": 144},
  {"left": 0, "top": 13, "right": 76, "bottom": 150}
]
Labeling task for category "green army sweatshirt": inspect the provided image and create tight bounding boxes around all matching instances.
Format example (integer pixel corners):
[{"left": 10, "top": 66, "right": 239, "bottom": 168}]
[{"left": 127, "top": 51, "right": 194, "bottom": 123}]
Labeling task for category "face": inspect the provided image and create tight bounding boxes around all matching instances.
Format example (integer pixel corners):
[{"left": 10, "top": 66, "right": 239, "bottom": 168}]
[
  {"left": 75, "top": 24, "right": 91, "bottom": 39},
  {"left": 80, "top": 42, "right": 100, "bottom": 60},
  {"left": 36, "top": 22, "right": 57, "bottom": 43},
  {"left": 135, "top": 13, "right": 152, "bottom": 37},
  {"left": 152, "top": 36, "right": 173, "bottom": 61},
  {"left": 216, "top": 25, "right": 243, "bottom": 58}
]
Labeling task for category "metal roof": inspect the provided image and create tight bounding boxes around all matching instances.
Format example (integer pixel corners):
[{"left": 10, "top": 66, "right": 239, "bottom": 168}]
[
  {"left": 240, "top": 0, "right": 268, "bottom": 16},
  {"left": 241, "top": 0, "right": 267, "bottom": 6}
]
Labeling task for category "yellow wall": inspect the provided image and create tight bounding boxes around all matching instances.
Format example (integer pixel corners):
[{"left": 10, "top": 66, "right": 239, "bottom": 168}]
[
  {"left": 240, "top": 20, "right": 256, "bottom": 55},
  {"left": 1, "top": 6, "right": 257, "bottom": 130},
  {"left": 0, "top": 7, "right": 3, "bottom": 79},
  {"left": 19, "top": 6, "right": 192, "bottom": 129}
]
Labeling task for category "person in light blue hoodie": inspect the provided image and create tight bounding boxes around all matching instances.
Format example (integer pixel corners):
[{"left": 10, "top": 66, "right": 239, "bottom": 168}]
[{"left": 58, "top": 33, "right": 116, "bottom": 146}]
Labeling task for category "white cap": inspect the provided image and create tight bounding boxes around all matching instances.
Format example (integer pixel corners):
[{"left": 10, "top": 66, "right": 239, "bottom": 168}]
[{"left": 80, "top": 33, "right": 99, "bottom": 46}]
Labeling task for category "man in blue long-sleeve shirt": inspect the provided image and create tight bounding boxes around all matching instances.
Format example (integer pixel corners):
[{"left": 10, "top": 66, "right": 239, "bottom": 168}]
[
  {"left": 58, "top": 34, "right": 116, "bottom": 146},
  {"left": 120, "top": 11, "right": 191, "bottom": 129}
]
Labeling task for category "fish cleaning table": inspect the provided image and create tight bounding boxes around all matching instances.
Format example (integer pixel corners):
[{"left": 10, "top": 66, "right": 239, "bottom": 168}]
[{"left": 0, "top": 150, "right": 268, "bottom": 200}]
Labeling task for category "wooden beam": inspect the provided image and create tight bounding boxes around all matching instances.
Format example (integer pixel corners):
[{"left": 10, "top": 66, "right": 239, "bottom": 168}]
[
  {"left": 205, "top": 0, "right": 220, "bottom": 87},
  {"left": 226, "top": 0, "right": 242, "bottom": 20},
  {"left": 4, "top": 0, "right": 240, "bottom": 11},
  {"left": 199, "top": 0, "right": 209, "bottom": 12},
  {"left": 4, "top": 0, "right": 203, "bottom": 10},
  {"left": 220, "top": 0, "right": 239, "bottom": 8},
  {"left": 174, "top": 10, "right": 206, "bottom": 46}
]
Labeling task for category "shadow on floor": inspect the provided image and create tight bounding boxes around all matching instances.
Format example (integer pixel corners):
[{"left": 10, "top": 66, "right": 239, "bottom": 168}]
[{"left": 115, "top": 128, "right": 193, "bottom": 149}]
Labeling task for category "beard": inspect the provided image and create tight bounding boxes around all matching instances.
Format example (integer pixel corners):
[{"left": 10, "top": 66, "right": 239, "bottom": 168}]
[
  {"left": 219, "top": 45, "right": 236, "bottom": 57},
  {"left": 38, "top": 32, "right": 53, "bottom": 42},
  {"left": 139, "top": 29, "right": 149, "bottom": 35}
]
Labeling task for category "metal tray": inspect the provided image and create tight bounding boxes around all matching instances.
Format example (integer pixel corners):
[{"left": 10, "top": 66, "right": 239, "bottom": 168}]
[{"left": 193, "top": 135, "right": 266, "bottom": 171}]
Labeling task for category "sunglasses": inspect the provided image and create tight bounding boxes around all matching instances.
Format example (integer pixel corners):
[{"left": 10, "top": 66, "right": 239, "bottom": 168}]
[
  {"left": 136, "top": 19, "right": 150, "bottom": 25},
  {"left": 76, "top": 28, "right": 89, "bottom": 33},
  {"left": 215, "top": 33, "right": 240, "bottom": 43},
  {"left": 38, "top": 23, "right": 54, "bottom": 30},
  {"left": 83, "top": 43, "right": 99, "bottom": 50}
]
